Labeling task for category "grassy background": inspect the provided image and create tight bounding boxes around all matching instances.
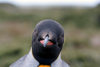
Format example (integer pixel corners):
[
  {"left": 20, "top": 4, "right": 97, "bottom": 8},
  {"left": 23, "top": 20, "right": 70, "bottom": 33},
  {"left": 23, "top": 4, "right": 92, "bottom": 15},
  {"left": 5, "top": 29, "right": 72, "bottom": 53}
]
[{"left": 0, "top": 3, "right": 100, "bottom": 67}]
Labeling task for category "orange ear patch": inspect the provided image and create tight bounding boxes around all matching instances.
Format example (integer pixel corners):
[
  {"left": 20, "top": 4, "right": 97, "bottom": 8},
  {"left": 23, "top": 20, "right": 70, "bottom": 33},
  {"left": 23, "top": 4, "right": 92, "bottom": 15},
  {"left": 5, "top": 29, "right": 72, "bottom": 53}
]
[{"left": 39, "top": 65, "right": 50, "bottom": 67}]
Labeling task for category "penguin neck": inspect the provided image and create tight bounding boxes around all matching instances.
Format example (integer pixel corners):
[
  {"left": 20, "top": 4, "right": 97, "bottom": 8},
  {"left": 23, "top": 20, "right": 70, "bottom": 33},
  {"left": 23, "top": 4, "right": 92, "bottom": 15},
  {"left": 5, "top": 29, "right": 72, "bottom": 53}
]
[
  {"left": 32, "top": 46, "right": 61, "bottom": 65},
  {"left": 30, "top": 48, "right": 62, "bottom": 66}
]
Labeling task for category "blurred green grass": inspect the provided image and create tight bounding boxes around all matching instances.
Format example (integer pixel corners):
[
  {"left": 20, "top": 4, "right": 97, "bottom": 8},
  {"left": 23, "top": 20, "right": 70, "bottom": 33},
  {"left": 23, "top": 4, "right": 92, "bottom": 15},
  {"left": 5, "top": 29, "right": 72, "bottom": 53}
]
[{"left": 0, "top": 3, "right": 100, "bottom": 67}]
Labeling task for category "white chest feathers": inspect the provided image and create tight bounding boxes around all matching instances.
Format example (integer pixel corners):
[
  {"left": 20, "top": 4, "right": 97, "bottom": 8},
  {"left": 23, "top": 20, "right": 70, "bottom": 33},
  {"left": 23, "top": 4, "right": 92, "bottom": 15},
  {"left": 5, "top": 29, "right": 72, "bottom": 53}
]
[{"left": 10, "top": 49, "right": 70, "bottom": 67}]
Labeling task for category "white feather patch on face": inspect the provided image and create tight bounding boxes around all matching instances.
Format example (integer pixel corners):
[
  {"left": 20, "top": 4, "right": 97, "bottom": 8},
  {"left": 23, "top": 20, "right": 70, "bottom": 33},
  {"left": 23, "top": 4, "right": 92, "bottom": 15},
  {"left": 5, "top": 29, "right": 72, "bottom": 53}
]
[{"left": 41, "top": 31, "right": 53, "bottom": 40}]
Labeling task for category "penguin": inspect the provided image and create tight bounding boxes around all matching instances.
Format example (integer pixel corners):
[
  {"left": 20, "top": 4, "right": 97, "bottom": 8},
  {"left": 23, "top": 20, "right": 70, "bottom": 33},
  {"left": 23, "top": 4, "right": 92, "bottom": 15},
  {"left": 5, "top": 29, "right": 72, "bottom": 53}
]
[{"left": 10, "top": 19, "right": 70, "bottom": 67}]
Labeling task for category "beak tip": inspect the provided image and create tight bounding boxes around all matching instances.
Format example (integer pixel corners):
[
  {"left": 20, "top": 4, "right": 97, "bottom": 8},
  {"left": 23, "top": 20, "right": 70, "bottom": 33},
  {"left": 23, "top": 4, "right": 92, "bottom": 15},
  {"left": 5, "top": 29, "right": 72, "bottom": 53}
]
[
  {"left": 43, "top": 36, "right": 49, "bottom": 47},
  {"left": 43, "top": 44, "right": 46, "bottom": 47}
]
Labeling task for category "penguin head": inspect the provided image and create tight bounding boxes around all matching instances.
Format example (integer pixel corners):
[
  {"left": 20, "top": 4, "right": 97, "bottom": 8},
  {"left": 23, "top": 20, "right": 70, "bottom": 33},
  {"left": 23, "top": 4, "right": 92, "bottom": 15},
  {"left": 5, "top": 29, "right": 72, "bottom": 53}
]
[{"left": 32, "top": 19, "right": 64, "bottom": 65}]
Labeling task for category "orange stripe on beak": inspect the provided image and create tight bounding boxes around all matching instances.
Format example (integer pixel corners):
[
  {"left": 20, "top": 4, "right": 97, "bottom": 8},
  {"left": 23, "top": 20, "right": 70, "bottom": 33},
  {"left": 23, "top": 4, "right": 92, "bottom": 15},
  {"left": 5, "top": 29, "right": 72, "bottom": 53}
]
[{"left": 40, "top": 40, "right": 53, "bottom": 46}]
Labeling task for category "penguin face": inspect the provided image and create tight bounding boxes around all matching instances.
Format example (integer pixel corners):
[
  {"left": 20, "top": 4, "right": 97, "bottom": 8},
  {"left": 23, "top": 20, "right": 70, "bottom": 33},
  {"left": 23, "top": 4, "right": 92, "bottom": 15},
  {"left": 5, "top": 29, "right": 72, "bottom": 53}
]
[
  {"left": 32, "top": 20, "right": 64, "bottom": 65},
  {"left": 38, "top": 29, "right": 58, "bottom": 47}
]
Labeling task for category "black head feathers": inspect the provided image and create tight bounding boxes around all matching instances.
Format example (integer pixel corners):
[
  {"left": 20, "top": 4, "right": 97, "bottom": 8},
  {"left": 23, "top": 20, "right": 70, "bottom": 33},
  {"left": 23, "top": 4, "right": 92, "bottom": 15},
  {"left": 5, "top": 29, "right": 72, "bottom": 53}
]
[{"left": 32, "top": 19, "right": 64, "bottom": 65}]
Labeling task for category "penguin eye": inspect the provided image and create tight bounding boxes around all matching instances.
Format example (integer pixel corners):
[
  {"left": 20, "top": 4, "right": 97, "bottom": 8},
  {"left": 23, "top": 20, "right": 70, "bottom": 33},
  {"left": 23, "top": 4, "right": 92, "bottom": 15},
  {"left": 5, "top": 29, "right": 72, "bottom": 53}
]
[
  {"left": 49, "top": 40, "right": 56, "bottom": 44},
  {"left": 38, "top": 37, "right": 44, "bottom": 41}
]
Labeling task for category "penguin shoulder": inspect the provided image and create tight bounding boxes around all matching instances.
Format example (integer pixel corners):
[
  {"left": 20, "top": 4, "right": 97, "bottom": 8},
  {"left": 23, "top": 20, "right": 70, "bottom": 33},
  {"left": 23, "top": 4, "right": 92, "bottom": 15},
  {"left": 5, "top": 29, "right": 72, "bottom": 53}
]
[
  {"left": 62, "top": 60, "right": 70, "bottom": 67},
  {"left": 10, "top": 55, "right": 27, "bottom": 67}
]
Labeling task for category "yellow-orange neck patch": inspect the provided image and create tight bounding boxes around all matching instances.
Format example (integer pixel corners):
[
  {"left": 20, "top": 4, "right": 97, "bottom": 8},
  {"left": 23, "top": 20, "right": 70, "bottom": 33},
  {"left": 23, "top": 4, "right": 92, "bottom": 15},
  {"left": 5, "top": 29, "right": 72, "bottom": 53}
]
[{"left": 39, "top": 65, "right": 50, "bottom": 67}]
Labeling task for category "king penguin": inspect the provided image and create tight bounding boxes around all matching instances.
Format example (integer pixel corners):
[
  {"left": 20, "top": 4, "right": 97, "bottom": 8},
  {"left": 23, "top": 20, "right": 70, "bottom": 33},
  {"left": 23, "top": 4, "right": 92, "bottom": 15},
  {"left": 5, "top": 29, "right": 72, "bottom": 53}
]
[{"left": 10, "top": 19, "right": 70, "bottom": 67}]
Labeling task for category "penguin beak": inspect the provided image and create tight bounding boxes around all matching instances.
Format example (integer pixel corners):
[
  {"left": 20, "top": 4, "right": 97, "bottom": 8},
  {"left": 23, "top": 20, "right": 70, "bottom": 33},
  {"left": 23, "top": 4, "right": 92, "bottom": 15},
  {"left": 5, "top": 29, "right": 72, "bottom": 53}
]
[
  {"left": 43, "top": 36, "right": 49, "bottom": 47},
  {"left": 40, "top": 35, "right": 54, "bottom": 47}
]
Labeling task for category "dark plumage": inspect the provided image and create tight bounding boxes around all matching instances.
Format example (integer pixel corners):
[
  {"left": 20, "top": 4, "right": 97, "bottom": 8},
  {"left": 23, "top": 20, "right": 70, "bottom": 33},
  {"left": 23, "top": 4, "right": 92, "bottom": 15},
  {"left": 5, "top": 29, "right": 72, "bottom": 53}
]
[
  {"left": 32, "top": 20, "right": 64, "bottom": 65},
  {"left": 10, "top": 19, "right": 69, "bottom": 67}
]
